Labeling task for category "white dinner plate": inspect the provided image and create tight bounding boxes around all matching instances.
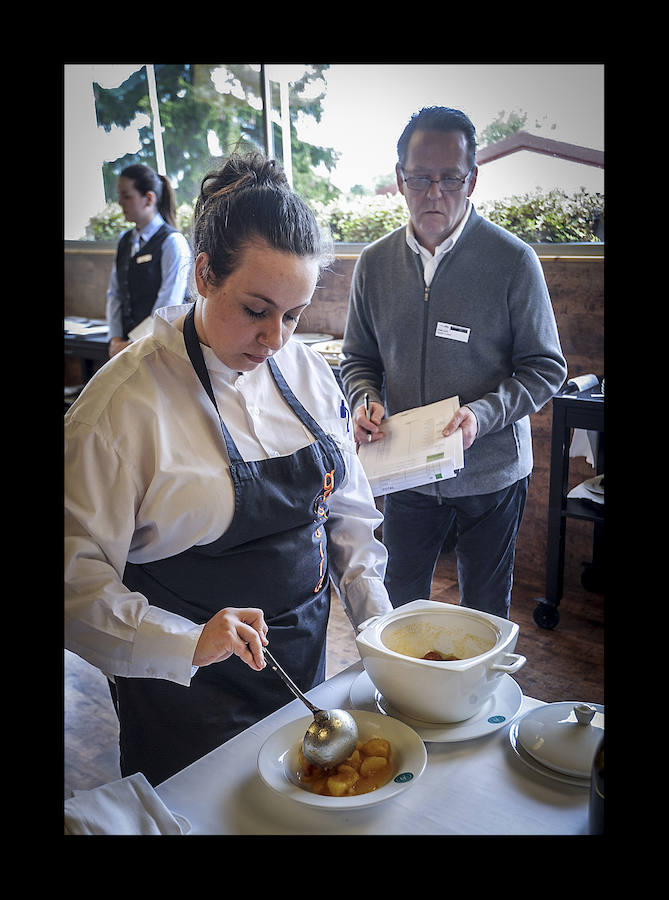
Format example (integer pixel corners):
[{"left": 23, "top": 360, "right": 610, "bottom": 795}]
[
  {"left": 310, "top": 339, "right": 343, "bottom": 366},
  {"left": 311, "top": 339, "right": 343, "bottom": 354},
  {"left": 292, "top": 332, "right": 334, "bottom": 345},
  {"left": 349, "top": 670, "right": 523, "bottom": 742},
  {"left": 508, "top": 719, "right": 590, "bottom": 788},
  {"left": 257, "top": 709, "right": 427, "bottom": 810}
]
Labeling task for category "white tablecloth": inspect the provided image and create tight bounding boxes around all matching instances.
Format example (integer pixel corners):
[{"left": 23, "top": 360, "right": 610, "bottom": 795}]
[{"left": 155, "top": 661, "right": 590, "bottom": 835}]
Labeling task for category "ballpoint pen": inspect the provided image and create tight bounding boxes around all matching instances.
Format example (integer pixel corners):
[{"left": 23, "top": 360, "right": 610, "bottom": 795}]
[{"left": 364, "top": 392, "right": 372, "bottom": 442}]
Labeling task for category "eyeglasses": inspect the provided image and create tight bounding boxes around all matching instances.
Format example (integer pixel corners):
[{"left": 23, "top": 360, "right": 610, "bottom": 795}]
[{"left": 401, "top": 168, "right": 472, "bottom": 193}]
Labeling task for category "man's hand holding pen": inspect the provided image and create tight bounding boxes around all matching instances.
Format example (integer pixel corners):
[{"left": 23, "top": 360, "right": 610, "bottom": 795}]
[
  {"left": 353, "top": 396, "right": 478, "bottom": 453},
  {"left": 354, "top": 393, "right": 385, "bottom": 448}
]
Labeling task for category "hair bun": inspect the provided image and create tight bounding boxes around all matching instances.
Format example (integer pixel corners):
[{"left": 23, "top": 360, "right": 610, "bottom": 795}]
[
  {"left": 191, "top": 149, "right": 329, "bottom": 291},
  {"left": 199, "top": 152, "right": 287, "bottom": 209}
]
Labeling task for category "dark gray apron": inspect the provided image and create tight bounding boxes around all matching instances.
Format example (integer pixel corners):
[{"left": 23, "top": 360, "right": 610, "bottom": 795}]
[{"left": 111, "top": 304, "right": 345, "bottom": 785}]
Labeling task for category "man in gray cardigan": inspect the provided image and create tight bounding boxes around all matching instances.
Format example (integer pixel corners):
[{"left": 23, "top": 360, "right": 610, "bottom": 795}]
[{"left": 341, "top": 107, "right": 567, "bottom": 618}]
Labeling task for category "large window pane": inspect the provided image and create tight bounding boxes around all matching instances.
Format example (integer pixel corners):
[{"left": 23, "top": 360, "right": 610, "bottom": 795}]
[
  {"left": 65, "top": 63, "right": 603, "bottom": 243},
  {"left": 296, "top": 64, "right": 603, "bottom": 200},
  {"left": 64, "top": 64, "right": 267, "bottom": 239},
  {"left": 94, "top": 64, "right": 266, "bottom": 208},
  {"left": 295, "top": 64, "right": 604, "bottom": 243}
]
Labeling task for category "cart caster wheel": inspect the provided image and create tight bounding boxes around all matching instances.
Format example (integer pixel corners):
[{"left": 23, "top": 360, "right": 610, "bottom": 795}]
[
  {"left": 533, "top": 601, "right": 560, "bottom": 630},
  {"left": 581, "top": 563, "right": 603, "bottom": 594}
]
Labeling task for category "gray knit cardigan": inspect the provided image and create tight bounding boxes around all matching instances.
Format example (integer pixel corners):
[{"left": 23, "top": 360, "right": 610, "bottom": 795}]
[{"left": 340, "top": 206, "right": 568, "bottom": 497}]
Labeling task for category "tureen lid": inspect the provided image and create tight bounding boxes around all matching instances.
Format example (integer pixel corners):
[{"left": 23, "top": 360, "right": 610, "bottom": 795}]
[{"left": 517, "top": 701, "right": 604, "bottom": 778}]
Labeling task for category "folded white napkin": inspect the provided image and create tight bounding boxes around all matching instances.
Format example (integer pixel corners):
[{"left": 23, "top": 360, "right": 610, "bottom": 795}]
[
  {"left": 64, "top": 772, "right": 190, "bottom": 835},
  {"left": 569, "top": 429, "right": 598, "bottom": 467}
]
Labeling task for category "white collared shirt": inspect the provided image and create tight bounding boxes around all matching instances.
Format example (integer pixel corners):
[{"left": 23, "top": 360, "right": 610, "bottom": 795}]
[
  {"left": 404, "top": 199, "right": 472, "bottom": 286},
  {"left": 134, "top": 213, "right": 166, "bottom": 245},
  {"left": 65, "top": 305, "right": 391, "bottom": 685}
]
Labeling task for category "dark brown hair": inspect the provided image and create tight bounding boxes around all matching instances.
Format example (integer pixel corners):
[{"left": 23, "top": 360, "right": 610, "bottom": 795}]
[
  {"left": 120, "top": 163, "right": 177, "bottom": 227},
  {"left": 397, "top": 107, "right": 477, "bottom": 171},
  {"left": 192, "top": 151, "right": 332, "bottom": 289}
]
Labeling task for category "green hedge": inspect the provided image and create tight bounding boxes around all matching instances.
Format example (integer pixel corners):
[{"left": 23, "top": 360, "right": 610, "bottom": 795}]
[
  {"left": 477, "top": 188, "right": 603, "bottom": 243},
  {"left": 84, "top": 202, "right": 194, "bottom": 241},
  {"left": 85, "top": 188, "right": 603, "bottom": 245},
  {"left": 311, "top": 193, "right": 409, "bottom": 243}
]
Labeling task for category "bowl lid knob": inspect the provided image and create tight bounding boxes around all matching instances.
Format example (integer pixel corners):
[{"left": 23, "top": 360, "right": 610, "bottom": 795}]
[{"left": 574, "top": 703, "right": 597, "bottom": 726}]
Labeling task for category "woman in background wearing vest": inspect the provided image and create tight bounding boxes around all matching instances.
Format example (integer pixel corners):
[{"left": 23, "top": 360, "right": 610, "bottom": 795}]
[
  {"left": 107, "top": 164, "right": 192, "bottom": 358},
  {"left": 65, "top": 152, "right": 391, "bottom": 786}
]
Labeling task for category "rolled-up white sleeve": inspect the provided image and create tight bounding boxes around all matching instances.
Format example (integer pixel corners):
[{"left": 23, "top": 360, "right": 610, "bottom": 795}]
[
  {"left": 105, "top": 265, "right": 124, "bottom": 340},
  {"left": 65, "top": 420, "right": 203, "bottom": 686},
  {"left": 325, "top": 439, "right": 392, "bottom": 629}
]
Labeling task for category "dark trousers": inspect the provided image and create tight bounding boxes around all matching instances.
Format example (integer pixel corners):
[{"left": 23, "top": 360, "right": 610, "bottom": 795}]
[{"left": 382, "top": 476, "right": 530, "bottom": 619}]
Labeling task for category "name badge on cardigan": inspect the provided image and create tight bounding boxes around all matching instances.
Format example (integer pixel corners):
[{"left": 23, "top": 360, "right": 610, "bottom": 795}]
[
  {"left": 136, "top": 253, "right": 153, "bottom": 264},
  {"left": 436, "top": 321, "right": 470, "bottom": 343}
]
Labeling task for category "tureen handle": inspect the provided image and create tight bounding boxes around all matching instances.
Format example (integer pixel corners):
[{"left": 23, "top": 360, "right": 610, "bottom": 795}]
[
  {"left": 490, "top": 652, "right": 526, "bottom": 674},
  {"left": 357, "top": 615, "right": 382, "bottom": 632}
]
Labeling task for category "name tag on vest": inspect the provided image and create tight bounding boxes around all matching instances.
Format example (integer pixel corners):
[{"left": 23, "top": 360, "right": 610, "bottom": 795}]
[
  {"left": 435, "top": 321, "right": 470, "bottom": 343},
  {"left": 136, "top": 253, "right": 153, "bottom": 264}
]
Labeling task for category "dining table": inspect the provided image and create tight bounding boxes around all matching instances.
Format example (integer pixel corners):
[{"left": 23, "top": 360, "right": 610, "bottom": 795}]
[
  {"left": 154, "top": 660, "right": 592, "bottom": 835},
  {"left": 64, "top": 319, "right": 110, "bottom": 386}
]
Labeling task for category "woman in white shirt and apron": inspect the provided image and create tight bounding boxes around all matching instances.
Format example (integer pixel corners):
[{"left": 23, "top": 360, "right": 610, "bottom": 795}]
[{"left": 65, "top": 152, "right": 391, "bottom": 786}]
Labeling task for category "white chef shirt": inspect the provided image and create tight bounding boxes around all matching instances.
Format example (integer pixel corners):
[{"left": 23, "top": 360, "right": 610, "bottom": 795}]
[{"left": 65, "top": 304, "right": 391, "bottom": 686}]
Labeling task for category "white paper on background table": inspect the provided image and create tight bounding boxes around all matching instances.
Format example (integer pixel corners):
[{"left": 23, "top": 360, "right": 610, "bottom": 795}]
[
  {"left": 358, "top": 396, "right": 464, "bottom": 497},
  {"left": 64, "top": 318, "right": 109, "bottom": 335}
]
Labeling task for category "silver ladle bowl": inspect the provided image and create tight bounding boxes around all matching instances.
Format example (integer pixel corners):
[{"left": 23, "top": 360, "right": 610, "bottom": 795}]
[{"left": 263, "top": 647, "right": 359, "bottom": 768}]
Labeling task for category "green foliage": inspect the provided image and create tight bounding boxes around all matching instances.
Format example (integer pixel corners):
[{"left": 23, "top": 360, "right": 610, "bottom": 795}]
[
  {"left": 84, "top": 200, "right": 194, "bottom": 240},
  {"left": 82, "top": 79, "right": 603, "bottom": 246},
  {"left": 477, "top": 110, "right": 557, "bottom": 149},
  {"left": 93, "top": 64, "right": 340, "bottom": 211},
  {"left": 86, "top": 187, "right": 604, "bottom": 246},
  {"left": 477, "top": 188, "right": 604, "bottom": 243},
  {"left": 176, "top": 203, "right": 194, "bottom": 238},
  {"left": 311, "top": 193, "right": 409, "bottom": 243},
  {"left": 86, "top": 202, "right": 131, "bottom": 240},
  {"left": 478, "top": 109, "right": 528, "bottom": 148},
  {"left": 311, "top": 187, "right": 603, "bottom": 244}
]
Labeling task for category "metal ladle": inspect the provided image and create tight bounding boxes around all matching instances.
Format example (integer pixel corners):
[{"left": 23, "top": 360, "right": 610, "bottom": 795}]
[{"left": 262, "top": 646, "right": 359, "bottom": 768}]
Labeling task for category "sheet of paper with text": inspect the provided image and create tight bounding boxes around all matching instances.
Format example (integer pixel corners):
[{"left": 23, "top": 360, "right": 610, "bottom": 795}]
[{"left": 358, "top": 396, "right": 464, "bottom": 496}]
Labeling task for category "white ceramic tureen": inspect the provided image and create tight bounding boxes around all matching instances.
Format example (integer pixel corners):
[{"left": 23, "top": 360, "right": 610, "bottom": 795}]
[{"left": 355, "top": 599, "right": 526, "bottom": 724}]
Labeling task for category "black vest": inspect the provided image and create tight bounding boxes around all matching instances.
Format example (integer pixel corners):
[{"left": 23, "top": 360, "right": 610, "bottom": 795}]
[{"left": 116, "top": 224, "right": 179, "bottom": 338}]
